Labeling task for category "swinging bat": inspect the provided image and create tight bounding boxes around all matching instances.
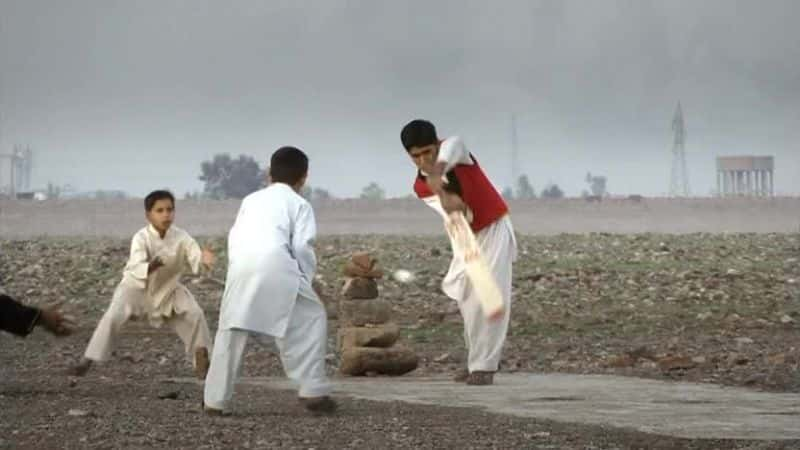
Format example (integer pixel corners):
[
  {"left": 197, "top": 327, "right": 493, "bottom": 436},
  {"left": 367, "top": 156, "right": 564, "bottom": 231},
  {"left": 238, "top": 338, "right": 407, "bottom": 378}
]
[{"left": 445, "top": 211, "right": 504, "bottom": 321}]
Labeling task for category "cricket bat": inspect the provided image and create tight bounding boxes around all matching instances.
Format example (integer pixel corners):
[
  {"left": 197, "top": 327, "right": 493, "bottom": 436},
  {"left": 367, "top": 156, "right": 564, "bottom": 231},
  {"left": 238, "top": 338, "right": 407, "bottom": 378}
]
[{"left": 445, "top": 211, "right": 505, "bottom": 321}]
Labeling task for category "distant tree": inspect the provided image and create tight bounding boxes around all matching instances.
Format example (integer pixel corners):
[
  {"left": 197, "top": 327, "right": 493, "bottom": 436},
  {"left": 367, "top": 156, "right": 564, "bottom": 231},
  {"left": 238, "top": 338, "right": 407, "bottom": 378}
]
[
  {"left": 501, "top": 186, "right": 514, "bottom": 200},
  {"left": 312, "top": 187, "right": 333, "bottom": 201},
  {"left": 299, "top": 186, "right": 334, "bottom": 202},
  {"left": 360, "top": 182, "right": 386, "bottom": 200},
  {"left": 541, "top": 183, "right": 565, "bottom": 199},
  {"left": 585, "top": 172, "right": 608, "bottom": 197},
  {"left": 199, "top": 154, "right": 265, "bottom": 199},
  {"left": 515, "top": 175, "right": 536, "bottom": 199}
]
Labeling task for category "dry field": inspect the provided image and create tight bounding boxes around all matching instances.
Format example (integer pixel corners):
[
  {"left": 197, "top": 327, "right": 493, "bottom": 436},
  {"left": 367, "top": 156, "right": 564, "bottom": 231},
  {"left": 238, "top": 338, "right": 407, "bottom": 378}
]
[{"left": 1, "top": 198, "right": 799, "bottom": 449}]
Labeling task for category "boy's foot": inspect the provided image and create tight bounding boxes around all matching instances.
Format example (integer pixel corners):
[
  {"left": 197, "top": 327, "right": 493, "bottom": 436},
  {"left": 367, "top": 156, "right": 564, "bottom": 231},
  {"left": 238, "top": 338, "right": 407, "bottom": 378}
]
[
  {"left": 195, "top": 348, "right": 210, "bottom": 380},
  {"left": 452, "top": 368, "right": 469, "bottom": 383},
  {"left": 299, "top": 396, "right": 338, "bottom": 415},
  {"left": 465, "top": 371, "right": 494, "bottom": 385},
  {"left": 202, "top": 404, "right": 230, "bottom": 417},
  {"left": 67, "top": 358, "right": 93, "bottom": 377}
]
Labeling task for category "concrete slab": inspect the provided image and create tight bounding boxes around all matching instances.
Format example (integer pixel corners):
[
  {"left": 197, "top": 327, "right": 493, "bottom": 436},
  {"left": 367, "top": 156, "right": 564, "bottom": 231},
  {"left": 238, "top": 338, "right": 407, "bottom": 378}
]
[{"left": 172, "top": 373, "right": 800, "bottom": 440}]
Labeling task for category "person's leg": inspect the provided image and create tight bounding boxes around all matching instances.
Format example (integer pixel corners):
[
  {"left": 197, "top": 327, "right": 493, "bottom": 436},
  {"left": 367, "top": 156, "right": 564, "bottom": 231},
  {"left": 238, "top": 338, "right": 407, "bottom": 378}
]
[{"left": 203, "top": 328, "right": 248, "bottom": 413}]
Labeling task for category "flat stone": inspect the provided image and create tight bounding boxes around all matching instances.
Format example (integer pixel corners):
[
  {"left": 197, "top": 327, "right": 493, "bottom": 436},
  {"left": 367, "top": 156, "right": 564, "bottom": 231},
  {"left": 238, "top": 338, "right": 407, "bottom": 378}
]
[
  {"left": 337, "top": 323, "right": 400, "bottom": 350},
  {"left": 341, "top": 278, "right": 379, "bottom": 300},
  {"left": 338, "top": 299, "right": 392, "bottom": 326},
  {"left": 339, "top": 346, "right": 418, "bottom": 376}
]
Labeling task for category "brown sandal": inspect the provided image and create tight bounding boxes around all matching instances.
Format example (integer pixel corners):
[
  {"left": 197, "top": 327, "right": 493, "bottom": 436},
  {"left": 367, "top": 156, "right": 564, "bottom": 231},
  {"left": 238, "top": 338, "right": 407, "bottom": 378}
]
[{"left": 465, "top": 371, "right": 495, "bottom": 385}]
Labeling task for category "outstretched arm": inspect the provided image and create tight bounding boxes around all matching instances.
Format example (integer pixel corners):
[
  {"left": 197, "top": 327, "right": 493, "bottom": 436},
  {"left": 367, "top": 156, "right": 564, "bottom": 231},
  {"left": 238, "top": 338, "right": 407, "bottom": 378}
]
[{"left": 0, "top": 294, "right": 75, "bottom": 337}]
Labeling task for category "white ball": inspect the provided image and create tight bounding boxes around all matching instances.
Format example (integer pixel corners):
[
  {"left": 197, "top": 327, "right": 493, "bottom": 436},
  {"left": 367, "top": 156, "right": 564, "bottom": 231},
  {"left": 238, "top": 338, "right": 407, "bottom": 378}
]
[{"left": 393, "top": 269, "right": 415, "bottom": 283}]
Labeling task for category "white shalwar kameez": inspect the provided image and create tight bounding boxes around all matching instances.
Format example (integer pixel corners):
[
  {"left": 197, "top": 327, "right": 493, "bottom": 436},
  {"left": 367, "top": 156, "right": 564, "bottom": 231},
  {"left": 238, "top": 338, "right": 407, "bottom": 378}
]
[
  {"left": 422, "top": 137, "right": 518, "bottom": 373},
  {"left": 204, "top": 183, "right": 331, "bottom": 410},
  {"left": 83, "top": 225, "right": 212, "bottom": 368}
]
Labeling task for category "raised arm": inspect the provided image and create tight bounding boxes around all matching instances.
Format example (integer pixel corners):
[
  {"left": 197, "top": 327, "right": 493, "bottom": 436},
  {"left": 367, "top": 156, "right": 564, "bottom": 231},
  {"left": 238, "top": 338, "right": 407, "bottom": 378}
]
[
  {"left": 427, "top": 136, "right": 472, "bottom": 213},
  {"left": 436, "top": 136, "right": 472, "bottom": 173}
]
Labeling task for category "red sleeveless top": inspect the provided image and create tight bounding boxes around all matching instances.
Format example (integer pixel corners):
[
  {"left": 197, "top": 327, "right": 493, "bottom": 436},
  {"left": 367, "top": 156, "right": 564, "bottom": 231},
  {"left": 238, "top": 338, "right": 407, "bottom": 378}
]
[{"left": 413, "top": 154, "right": 508, "bottom": 233}]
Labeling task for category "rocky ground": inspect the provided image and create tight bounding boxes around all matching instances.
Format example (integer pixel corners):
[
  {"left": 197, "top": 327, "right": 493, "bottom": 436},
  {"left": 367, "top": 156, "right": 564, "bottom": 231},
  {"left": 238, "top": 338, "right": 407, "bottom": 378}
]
[{"left": 1, "top": 233, "right": 799, "bottom": 449}]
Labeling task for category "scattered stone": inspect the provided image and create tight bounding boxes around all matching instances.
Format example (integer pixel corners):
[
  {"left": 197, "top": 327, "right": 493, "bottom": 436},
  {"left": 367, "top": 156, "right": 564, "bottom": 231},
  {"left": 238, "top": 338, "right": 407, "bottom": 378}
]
[
  {"left": 768, "top": 353, "right": 786, "bottom": 365},
  {"left": 157, "top": 390, "right": 180, "bottom": 400},
  {"left": 607, "top": 354, "right": 636, "bottom": 368},
  {"left": 433, "top": 353, "right": 451, "bottom": 363},
  {"left": 657, "top": 356, "right": 695, "bottom": 372}
]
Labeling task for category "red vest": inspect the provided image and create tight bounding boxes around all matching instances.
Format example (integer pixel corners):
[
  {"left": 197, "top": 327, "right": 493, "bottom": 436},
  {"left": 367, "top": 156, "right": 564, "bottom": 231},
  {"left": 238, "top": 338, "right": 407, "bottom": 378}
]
[{"left": 413, "top": 155, "right": 508, "bottom": 233}]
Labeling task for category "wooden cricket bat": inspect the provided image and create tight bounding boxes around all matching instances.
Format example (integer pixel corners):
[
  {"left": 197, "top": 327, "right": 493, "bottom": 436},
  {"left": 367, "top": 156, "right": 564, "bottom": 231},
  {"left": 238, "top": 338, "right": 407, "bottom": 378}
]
[{"left": 445, "top": 211, "right": 505, "bottom": 321}]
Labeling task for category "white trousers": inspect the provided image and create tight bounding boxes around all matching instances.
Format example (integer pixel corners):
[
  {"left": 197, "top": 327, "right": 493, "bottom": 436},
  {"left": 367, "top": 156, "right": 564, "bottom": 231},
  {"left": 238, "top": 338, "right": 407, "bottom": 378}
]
[
  {"left": 83, "top": 282, "right": 212, "bottom": 368},
  {"left": 447, "top": 216, "right": 516, "bottom": 372},
  {"left": 203, "top": 294, "right": 332, "bottom": 410}
]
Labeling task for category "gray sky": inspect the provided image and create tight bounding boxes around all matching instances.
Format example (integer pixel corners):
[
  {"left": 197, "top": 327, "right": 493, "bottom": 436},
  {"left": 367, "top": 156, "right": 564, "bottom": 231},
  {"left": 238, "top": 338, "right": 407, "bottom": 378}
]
[{"left": 1, "top": 0, "right": 799, "bottom": 198}]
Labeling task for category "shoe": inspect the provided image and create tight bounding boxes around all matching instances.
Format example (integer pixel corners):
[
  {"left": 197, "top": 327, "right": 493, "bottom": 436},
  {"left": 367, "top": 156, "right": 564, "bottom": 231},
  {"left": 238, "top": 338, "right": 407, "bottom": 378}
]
[
  {"left": 299, "top": 396, "right": 338, "bottom": 415},
  {"left": 201, "top": 400, "right": 230, "bottom": 416},
  {"left": 465, "top": 371, "right": 494, "bottom": 385},
  {"left": 67, "top": 359, "right": 93, "bottom": 377}
]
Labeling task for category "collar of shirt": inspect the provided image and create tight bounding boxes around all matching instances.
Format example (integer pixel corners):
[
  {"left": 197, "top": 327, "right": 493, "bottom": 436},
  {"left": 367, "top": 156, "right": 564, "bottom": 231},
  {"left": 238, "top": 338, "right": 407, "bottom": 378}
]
[{"left": 147, "top": 223, "right": 172, "bottom": 240}]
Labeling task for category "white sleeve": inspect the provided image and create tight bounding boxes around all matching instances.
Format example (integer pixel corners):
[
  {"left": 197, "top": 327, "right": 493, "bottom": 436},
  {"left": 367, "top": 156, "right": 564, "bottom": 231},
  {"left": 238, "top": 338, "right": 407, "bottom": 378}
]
[
  {"left": 183, "top": 235, "right": 203, "bottom": 275},
  {"left": 436, "top": 136, "right": 473, "bottom": 173},
  {"left": 291, "top": 202, "right": 317, "bottom": 282},
  {"left": 123, "top": 233, "right": 149, "bottom": 286}
]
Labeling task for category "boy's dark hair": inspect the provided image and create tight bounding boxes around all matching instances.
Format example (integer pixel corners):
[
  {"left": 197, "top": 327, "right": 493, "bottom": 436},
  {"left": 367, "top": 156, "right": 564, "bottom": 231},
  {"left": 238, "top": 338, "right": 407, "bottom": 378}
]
[
  {"left": 401, "top": 119, "right": 438, "bottom": 151},
  {"left": 269, "top": 146, "right": 308, "bottom": 185},
  {"left": 144, "top": 190, "right": 175, "bottom": 211}
]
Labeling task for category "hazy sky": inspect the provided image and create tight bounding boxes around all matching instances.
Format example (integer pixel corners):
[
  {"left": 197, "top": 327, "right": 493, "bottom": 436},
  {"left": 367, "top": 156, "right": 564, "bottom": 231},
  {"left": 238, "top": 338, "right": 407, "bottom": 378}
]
[{"left": 1, "top": 0, "right": 798, "bottom": 198}]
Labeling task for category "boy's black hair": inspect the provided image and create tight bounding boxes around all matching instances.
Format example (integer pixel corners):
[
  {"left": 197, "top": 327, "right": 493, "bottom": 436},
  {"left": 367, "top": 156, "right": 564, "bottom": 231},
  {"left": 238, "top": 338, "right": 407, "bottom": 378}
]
[
  {"left": 401, "top": 119, "right": 438, "bottom": 151},
  {"left": 144, "top": 190, "right": 175, "bottom": 211},
  {"left": 269, "top": 146, "right": 308, "bottom": 185}
]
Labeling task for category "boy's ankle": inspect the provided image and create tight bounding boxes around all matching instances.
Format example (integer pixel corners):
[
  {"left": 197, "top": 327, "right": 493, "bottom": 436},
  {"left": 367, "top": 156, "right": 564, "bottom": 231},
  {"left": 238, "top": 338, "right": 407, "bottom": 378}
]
[{"left": 67, "top": 358, "right": 93, "bottom": 376}]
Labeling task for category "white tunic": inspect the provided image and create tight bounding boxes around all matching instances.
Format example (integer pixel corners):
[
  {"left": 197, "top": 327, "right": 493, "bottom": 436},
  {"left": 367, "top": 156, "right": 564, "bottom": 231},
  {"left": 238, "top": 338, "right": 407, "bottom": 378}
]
[
  {"left": 120, "top": 224, "right": 203, "bottom": 325},
  {"left": 218, "top": 183, "right": 318, "bottom": 338}
]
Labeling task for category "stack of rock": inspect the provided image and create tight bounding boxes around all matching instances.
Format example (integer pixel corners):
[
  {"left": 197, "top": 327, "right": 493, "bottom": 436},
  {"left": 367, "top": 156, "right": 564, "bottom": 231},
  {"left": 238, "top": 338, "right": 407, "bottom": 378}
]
[{"left": 337, "top": 252, "right": 418, "bottom": 376}]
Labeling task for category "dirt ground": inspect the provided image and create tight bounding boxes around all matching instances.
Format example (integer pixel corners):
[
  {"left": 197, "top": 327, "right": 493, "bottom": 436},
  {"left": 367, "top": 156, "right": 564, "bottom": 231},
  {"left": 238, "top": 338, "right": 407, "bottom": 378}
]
[{"left": 1, "top": 231, "right": 798, "bottom": 449}]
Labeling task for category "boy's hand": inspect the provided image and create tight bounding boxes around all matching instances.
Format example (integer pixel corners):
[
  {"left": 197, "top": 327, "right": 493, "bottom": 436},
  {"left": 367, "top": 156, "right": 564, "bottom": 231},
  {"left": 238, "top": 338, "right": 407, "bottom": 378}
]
[
  {"left": 37, "top": 302, "right": 76, "bottom": 336},
  {"left": 201, "top": 247, "right": 216, "bottom": 270},
  {"left": 440, "top": 191, "right": 466, "bottom": 214},
  {"left": 148, "top": 257, "right": 164, "bottom": 274},
  {"left": 426, "top": 161, "right": 448, "bottom": 195}
]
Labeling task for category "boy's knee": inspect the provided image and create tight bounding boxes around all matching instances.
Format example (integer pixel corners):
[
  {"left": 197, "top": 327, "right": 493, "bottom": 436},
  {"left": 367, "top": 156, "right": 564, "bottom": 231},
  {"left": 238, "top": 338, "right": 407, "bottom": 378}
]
[{"left": 183, "top": 303, "right": 205, "bottom": 321}]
